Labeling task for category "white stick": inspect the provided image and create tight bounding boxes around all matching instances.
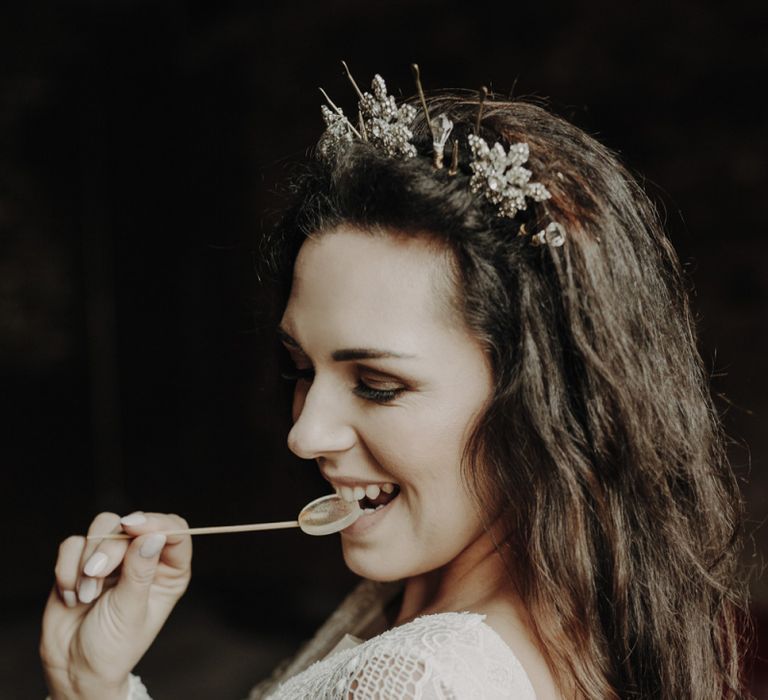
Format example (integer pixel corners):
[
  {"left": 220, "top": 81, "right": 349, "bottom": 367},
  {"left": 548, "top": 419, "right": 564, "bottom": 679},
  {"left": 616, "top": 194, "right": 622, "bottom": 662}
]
[{"left": 87, "top": 520, "right": 301, "bottom": 540}]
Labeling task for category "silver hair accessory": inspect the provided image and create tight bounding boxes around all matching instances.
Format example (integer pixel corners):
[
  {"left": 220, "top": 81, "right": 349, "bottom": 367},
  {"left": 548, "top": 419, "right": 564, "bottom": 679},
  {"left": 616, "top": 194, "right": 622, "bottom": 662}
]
[
  {"left": 467, "top": 134, "right": 552, "bottom": 219},
  {"left": 319, "top": 68, "right": 417, "bottom": 160},
  {"left": 412, "top": 63, "right": 454, "bottom": 169},
  {"left": 317, "top": 63, "right": 566, "bottom": 247},
  {"left": 531, "top": 221, "right": 566, "bottom": 248},
  {"left": 318, "top": 88, "right": 361, "bottom": 160},
  {"left": 360, "top": 75, "right": 418, "bottom": 158}
]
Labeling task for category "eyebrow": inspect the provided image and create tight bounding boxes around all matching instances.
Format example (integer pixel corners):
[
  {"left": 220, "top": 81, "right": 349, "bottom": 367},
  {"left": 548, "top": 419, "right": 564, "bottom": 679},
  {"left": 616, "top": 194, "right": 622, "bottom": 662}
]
[{"left": 277, "top": 326, "right": 415, "bottom": 362}]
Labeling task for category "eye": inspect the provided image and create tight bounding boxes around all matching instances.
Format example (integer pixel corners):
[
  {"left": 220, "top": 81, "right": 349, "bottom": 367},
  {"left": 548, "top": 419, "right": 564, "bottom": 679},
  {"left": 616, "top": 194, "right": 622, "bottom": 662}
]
[
  {"left": 353, "top": 373, "right": 407, "bottom": 404},
  {"left": 278, "top": 346, "right": 314, "bottom": 383},
  {"left": 281, "top": 366, "right": 315, "bottom": 382}
]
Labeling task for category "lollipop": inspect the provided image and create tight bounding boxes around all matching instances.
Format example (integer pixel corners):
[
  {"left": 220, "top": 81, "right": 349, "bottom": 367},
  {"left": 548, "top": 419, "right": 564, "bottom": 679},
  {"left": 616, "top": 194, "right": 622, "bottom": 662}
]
[{"left": 88, "top": 494, "right": 362, "bottom": 540}]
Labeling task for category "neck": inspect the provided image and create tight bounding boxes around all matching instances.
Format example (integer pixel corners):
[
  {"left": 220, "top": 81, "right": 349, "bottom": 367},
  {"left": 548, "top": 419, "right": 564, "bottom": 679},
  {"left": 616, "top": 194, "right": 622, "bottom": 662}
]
[{"left": 394, "top": 524, "right": 514, "bottom": 625}]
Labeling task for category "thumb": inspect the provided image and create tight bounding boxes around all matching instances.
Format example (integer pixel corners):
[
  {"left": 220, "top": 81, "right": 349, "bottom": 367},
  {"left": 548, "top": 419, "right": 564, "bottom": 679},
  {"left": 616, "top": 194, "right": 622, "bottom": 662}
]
[{"left": 110, "top": 533, "right": 167, "bottom": 620}]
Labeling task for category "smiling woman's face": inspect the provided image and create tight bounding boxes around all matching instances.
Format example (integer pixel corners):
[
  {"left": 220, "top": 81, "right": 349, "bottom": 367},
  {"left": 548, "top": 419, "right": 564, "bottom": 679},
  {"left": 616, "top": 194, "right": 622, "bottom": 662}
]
[{"left": 279, "top": 226, "right": 494, "bottom": 581}]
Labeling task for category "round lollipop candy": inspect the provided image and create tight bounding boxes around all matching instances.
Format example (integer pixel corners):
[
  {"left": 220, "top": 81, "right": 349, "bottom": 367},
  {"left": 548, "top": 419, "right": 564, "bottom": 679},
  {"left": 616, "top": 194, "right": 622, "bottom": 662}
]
[{"left": 297, "top": 493, "right": 362, "bottom": 535}]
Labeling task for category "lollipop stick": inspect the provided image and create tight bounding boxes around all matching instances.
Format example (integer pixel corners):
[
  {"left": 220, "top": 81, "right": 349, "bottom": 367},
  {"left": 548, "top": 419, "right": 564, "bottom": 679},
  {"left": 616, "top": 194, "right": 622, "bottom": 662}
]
[{"left": 87, "top": 520, "right": 300, "bottom": 541}]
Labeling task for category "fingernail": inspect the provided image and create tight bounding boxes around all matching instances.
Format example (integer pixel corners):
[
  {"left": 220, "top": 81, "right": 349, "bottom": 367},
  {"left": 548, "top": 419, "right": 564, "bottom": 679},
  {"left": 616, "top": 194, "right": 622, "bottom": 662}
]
[
  {"left": 139, "top": 533, "right": 167, "bottom": 559},
  {"left": 83, "top": 551, "right": 108, "bottom": 577},
  {"left": 120, "top": 512, "right": 147, "bottom": 526},
  {"left": 78, "top": 577, "right": 98, "bottom": 604},
  {"left": 62, "top": 590, "right": 77, "bottom": 608}
]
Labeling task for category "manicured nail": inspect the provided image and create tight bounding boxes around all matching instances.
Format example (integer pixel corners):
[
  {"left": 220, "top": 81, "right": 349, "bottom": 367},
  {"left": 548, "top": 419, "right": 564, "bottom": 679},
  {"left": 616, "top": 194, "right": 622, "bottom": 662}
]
[
  {"left": 139, "top": 533, "right": 167, "bottom": 559},
  {"left": 62, "top": 590, "right": 77, "bottom": 608},
  {"left": 83, "top": 551, "right": 108, "bottom": 577},
  {"left": 120, "top": 512, "right": 147, "bottom": 526},
  {"left": 78, "top": 577, "right": 98, "bottom": 604}
]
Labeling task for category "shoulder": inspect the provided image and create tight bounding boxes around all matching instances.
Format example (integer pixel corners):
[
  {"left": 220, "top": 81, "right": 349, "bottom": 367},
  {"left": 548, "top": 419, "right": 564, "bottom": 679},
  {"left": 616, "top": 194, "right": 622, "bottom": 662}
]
[
  {"left": 267, "top": 612, "right": 537, "bottom": 699},
  {"left": 391, "top": 613, "right": 537, "bottom": 698},
  {"left": 375, "top": 611, "right": 520, "bottom": 659}
]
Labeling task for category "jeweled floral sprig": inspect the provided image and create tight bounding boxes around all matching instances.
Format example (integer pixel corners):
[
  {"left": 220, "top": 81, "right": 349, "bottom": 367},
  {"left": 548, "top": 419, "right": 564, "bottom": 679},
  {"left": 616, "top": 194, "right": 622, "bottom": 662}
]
[
  {"left": 359, "top": 75, "right": 418, "bottom": 159},
  {"left": 317, "top": 88, "right": 360, "bottom": 160},
  {"left": 467, "top": 134, "right": 551, "bottom": 219},
  {"left": 318, "top": 70, "right": 417, "bottom": 160}
]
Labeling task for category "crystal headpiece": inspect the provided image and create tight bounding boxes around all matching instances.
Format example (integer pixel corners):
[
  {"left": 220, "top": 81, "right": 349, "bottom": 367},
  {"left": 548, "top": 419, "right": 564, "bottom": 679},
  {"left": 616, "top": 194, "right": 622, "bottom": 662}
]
[{"left": 317, "top": 64, "right": 565, "bottom": 247}]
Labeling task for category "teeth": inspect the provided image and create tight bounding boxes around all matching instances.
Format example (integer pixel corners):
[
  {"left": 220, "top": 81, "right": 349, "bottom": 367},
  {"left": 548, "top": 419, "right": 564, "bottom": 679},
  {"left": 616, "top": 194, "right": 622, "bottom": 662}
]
[
  {"left": 340, "top": 486, "right": 355, "bottom": 502},
  {"left": 362, "top": 508, "right": 375, "bottom": 514},
  {"left": 335, "top": 482, "right": 399, "bottom": 501}
]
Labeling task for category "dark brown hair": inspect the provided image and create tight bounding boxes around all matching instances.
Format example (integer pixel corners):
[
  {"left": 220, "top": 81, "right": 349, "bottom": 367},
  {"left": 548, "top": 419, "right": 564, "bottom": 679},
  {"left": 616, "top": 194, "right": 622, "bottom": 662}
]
[{"left": 266, "top": 93, "right": 750, "bottom": 698}]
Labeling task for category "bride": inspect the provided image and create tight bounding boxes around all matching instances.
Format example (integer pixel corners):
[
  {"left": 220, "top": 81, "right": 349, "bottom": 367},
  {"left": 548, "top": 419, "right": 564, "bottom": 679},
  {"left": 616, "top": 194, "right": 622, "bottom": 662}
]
[{"left": 40, "top": 68, "right": 750, "bottom": 699}]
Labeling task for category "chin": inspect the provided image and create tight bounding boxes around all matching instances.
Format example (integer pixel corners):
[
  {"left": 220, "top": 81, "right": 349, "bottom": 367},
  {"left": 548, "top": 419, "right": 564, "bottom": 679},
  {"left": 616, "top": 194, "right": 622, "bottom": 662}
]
[{"left": 341, "top": 543, "right": 411, "bottom": 582}]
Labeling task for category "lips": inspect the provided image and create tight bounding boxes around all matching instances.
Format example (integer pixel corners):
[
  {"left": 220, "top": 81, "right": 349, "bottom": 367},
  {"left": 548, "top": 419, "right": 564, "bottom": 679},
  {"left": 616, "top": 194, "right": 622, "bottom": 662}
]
[
  {"left": 342, "top": 488, "right": 400, "bottom": 536},
  {"left": 323, "top": 476, "right": 402, "bottom": 532}
]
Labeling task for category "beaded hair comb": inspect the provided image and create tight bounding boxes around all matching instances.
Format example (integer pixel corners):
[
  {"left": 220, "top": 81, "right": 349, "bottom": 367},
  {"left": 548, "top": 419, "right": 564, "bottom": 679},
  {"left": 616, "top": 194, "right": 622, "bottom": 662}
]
[{"left": 317, "top": 63, "right": 566, "bottom": 248}]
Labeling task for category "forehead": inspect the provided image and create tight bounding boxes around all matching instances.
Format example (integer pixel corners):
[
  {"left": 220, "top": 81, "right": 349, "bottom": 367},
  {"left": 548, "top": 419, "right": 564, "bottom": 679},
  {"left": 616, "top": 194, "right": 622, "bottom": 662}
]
[{"left": 282, "top": 227, "right": 460, "bottom": 341}]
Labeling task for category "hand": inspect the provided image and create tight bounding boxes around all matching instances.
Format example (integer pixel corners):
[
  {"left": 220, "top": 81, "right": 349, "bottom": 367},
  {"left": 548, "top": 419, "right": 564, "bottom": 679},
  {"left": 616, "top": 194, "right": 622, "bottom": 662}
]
[{"left": 40, "top": 512, "right": 192, "bottom": 700}]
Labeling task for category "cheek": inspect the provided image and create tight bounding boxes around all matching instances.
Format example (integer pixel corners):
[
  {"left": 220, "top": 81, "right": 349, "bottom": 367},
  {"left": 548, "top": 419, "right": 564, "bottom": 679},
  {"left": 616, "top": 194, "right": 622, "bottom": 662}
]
[
  {"left": 372, "top": 404, "right": 486, "bottom": 523},
  {"left": 359, "top": 414, "right": 436, "bottom": 473},
  {"left": 366, "top": 401, "right": 478, "bottom": 468},
  {"left": 361, "top": 411, "right": 472, "bottom": 501}
]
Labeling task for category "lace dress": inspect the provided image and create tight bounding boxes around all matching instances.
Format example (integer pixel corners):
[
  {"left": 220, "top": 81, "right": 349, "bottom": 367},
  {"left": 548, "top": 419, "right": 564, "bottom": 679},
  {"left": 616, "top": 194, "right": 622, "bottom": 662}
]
[
  {"left": 55, "top": 581, "right": 537, "bottom": 699},
  {"left": 259, "top": 611, "right": 536, "bottom": 699}
]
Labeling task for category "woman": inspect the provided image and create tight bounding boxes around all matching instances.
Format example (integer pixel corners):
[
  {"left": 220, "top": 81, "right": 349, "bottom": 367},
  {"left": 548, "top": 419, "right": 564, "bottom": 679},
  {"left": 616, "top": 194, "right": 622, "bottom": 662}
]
[{"left": 40, "top": 69, "right": 750, "bottom": 699}]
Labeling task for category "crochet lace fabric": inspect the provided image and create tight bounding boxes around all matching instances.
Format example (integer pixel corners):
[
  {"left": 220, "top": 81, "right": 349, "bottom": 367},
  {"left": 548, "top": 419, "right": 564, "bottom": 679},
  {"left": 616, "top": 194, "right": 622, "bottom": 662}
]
[
  {"left": 126, "top": 674, "right": 152, "bottom": 700},
  {"left": 264, "top": 612, "right": 537, "bottom": 700},
  {"left": 46, "top": 673, "right": 150, "bottom": 700}
]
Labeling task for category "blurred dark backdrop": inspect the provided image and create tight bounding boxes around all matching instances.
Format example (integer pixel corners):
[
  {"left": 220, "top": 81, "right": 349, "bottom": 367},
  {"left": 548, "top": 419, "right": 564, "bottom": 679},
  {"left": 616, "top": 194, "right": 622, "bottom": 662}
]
[{"left": 1, "top": 1, "right": 766, "bottom": 697}]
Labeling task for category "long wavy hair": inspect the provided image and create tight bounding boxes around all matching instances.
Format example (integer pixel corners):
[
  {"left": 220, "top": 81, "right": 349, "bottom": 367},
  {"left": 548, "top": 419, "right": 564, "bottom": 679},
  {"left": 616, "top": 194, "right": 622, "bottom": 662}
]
[{"left": 265, "top": 92, "right": 750, "bottom": 698}]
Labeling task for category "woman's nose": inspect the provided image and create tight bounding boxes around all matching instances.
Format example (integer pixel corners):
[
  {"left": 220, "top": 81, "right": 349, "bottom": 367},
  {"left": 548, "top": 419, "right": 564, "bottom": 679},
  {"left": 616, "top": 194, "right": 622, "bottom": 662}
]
[{"left": 286, "top": 379, "right": 356, "bottom": 460}]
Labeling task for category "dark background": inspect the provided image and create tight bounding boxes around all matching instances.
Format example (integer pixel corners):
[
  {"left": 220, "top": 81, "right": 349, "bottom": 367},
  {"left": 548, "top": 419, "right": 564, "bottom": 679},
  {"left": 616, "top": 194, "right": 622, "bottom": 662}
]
[{"left": 1, "top": 1, "right": 766, "bottom": 697}]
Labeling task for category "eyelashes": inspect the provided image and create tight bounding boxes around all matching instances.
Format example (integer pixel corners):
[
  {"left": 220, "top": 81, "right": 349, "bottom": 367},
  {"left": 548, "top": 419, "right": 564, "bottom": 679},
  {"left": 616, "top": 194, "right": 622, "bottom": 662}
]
[
  {"left": 278, "top": 345, "right": 314, "bottom": 382},
  {"left": 279, "top": 351, "right": 405, "bottom": 405},
  {"left": 352, "top": 381, "right": 405, "bottom": 404},
  {"left": 280, "top": 366, "right": 315, "bottom": 382}
]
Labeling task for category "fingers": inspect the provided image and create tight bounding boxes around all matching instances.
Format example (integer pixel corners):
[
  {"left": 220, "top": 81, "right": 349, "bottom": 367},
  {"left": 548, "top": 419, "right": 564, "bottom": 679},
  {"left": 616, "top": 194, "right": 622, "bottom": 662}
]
[
  {"left": 119, "top": 512, "right": 192, "bottom": 572},
  {"left": 54, "top": 536, "right": 85, "bottom": 608},
  {"left": 52, "top": 512, "right": 126, "bottom": 608},
  {"left": 53, "top": 510, "right": 192, "bottom": 612},
  {"left": 77, "top": 512, "right": 124, "bottom": 605},
  {"left": 108, "top": 512, "right": 192, "bottom": 621},
  {"left": 108, "top": 531, "right": 169, "bottom": 621}
]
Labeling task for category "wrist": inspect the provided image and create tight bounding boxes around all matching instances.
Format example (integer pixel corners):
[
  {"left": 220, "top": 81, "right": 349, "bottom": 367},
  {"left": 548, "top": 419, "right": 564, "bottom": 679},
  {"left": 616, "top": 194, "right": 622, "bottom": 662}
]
[
  {"left": 47, "top": 674, "right": 130, "bottom": 700},
  {"left": 74, "top": 675, "right": 131, "bottom": 700}
]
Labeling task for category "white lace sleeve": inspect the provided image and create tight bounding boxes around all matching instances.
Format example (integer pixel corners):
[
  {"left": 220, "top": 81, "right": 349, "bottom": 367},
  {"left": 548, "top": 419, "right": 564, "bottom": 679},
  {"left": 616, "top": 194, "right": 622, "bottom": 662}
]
[
  {"left": 45, "top": 674, "right": 151, "bottom": 700},
  {"left": 124, "top": 674, "right": 152, "bottom": 700},
  {"left": 265, "top": 612, "right": 537, "bottom": 699}
]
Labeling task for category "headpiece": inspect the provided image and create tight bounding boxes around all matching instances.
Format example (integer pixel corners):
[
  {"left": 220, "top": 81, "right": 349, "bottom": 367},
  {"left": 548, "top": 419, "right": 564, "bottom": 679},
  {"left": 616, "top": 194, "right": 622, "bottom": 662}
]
[{"left": 317, "top": 63, "right": 566, "bottom": 248}]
